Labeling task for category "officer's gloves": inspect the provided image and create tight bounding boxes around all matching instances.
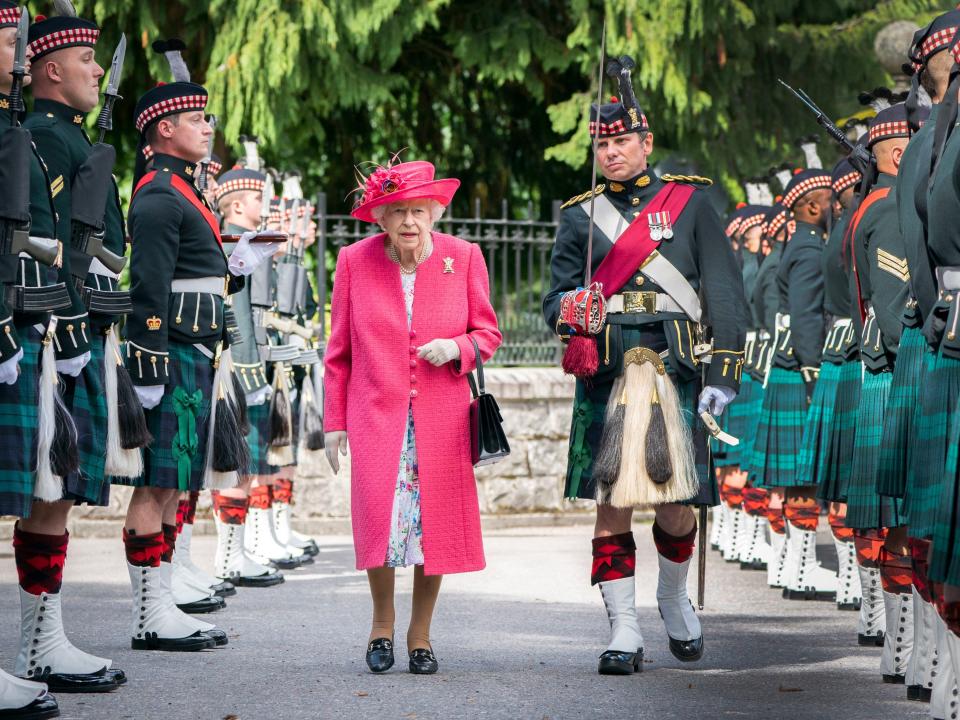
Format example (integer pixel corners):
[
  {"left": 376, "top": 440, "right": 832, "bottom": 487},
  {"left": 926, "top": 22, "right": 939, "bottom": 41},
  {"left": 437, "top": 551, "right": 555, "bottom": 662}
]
[
  {"left": 697, "top": 385, "right": 736, "bottom": 416},
  {"left": 0, "top": 348, "right": 23, "bottom": 385},
  {"left": 55, "top": 350, "right": 91, "bottom": 378},
  {"left": 324, "top": 431, "right": 348, "bottom": 474},
  {"left": 228, "top": 230, "right": 280, "bottom": 277},
  {"left": 134, "top": 384, "right": 164, "bottom": 410},
  {"left": 417, "top": 338, "right": 460, "bottom": 367}
]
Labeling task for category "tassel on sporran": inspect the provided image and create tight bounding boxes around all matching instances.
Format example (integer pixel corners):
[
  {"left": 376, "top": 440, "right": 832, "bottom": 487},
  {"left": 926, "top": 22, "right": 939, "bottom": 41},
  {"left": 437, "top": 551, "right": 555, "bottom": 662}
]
[
  {"left": 35, "top": 319, "right": 75, "bottom": 500},
  {"left": 203, "top": 346, "right": 248, "bottom": 490},
  {"left": 593, "top": 347, "right": 698, "bottom": 508},
  {"left": 104, "top": 327, "right": 148, "bottom": 477},
  {"left": 267, "top": 361, "right": 294, "bottom": 466}
]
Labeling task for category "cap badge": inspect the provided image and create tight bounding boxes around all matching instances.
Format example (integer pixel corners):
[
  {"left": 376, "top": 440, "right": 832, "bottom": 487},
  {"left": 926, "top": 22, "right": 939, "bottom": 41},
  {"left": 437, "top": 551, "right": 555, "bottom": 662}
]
[
  {"left": 628, "top": 107, "right": 641, "bottom": 128},
  {"left": 72, "top": 115, "right": 82, "bottom": 125}
]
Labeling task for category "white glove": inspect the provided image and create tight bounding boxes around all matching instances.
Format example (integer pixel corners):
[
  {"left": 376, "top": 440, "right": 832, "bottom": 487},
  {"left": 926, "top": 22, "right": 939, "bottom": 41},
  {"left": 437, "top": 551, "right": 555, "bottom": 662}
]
[
  {"left": 417, "top": 338, "right": 461, "bottom": 367},
  {"left": 0, "top": 348, "right": 23, "bottom": 385},
  {"left": 135, "top": 384, "right": 165, "bottom": 410},
  {"left": 55, "top": 350, "right": 91, "bottom": 378},
  {"left": 324, "top": 431, "right": 348, "bottom": 474},
  {"left": 245, "top": 384, "right": 271, "bottom": 406},
  {"left": 228, "top": 230, "right": 279, "bottom": 277},
  {"left": 697, "top": 385, "right": 737, "bottom": 415}
]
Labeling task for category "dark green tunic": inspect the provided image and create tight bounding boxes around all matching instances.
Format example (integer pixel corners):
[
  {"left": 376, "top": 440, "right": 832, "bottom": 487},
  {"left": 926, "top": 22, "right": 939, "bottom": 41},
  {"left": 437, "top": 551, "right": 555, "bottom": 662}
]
[
  {"left": 774, "top": 221, "right": 826, "bottom": 372},
  {"left": 543, "top": 169, "right": 746, "bottom": 504}
]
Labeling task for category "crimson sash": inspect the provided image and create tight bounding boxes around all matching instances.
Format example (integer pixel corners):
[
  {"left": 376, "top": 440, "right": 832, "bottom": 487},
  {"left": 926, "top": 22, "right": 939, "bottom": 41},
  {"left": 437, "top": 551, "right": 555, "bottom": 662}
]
[
  {"left": 847, "top": 186, "right": 890, "bottom": 323},
  {"left": 591, "top": 182, "right": 696, "bottom": 298},
  {"left": 133, "top": 170, "right": 223, "bottom": 248}
]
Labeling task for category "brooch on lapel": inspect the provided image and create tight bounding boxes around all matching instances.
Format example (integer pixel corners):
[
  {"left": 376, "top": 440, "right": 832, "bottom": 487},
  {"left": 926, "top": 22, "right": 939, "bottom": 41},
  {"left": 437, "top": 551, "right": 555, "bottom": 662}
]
[{"left": 443, "top": 257, "right": 455, "bottom": 274}]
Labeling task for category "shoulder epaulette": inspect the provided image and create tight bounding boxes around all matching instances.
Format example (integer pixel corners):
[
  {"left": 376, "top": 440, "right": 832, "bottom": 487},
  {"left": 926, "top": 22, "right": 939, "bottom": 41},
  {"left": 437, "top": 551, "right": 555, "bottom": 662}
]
[
  {"left": 560, "top": 184, "right": 606, "bottom": 209},
  {"left": 662, "top": 173, "right": 713, "bottom": 187}
]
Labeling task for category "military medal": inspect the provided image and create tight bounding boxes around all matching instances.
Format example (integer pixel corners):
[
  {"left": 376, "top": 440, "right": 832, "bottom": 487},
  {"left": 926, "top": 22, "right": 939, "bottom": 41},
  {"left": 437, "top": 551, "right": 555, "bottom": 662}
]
[
  {"left": 647, "top": 212, "right": 663, "bottom": 241},
  {"left": 661, "top": 211, "right": 674, "bottom": 240}
]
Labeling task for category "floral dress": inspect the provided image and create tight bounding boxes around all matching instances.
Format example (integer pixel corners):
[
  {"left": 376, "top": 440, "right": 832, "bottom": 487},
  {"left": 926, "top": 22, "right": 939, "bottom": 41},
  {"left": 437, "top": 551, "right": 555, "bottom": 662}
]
[{"left": 385, "top": 271, "right": 424, "bottom": 567}]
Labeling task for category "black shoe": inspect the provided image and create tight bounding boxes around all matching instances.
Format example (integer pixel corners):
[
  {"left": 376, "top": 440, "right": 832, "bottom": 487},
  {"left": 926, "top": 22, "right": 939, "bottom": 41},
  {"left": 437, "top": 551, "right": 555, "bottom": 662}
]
[
  {"left": 409, "top": 648, "right": 439, "bottom": 675},
  {"left": 882, "top": 673, "right": 905, "bottom": 684},
  {"left": 667, "top": 634, "right": 704, "bottom": 662},
  {"left": 783, "top": 588, "right": 837, "bottom": 602},
  {"left": 739, "top": 560, "right": 767, "bottom": 571},
  {"left": 230, "top": 572, "right": 284, "bottom": 588},
  {"left": 920, "top": 687, "right": 932, "bottom": 702},
  {"left": 130, "top": 630, "right": 216, "bottom": 652},
  {"left": 837, "top": 600, "right": 861, "bottom": 611},
  {"left": 202, "top": 628, "right": 229, "bottom": 647},
  {"left": 300, "top": 539, "right": 320, "bottom": 556},
  {"left": 296, "top": 555, "right": 315, "bottom": 566},
  {"left": 907, "top": 684, "right": 922, "bottom": 701},
  {"left": 211, "top": 581, "right": 237, "bottom": 598},
  {"left": 598, "top": 648, "right": 643, "bottom": 675},
  {"left": 29, "top": 667, "right": 118, "bottom": 694},
  {"left": 858, "top": 632, "right": 884, "bottom": 647},
  {"left": 176, "top": 596, "right": 226, "bottom": 614},
  {"left": 366, "top": 638, "right": 394, "bottom": 673},
  {"left": 106, "top": 668, "right": 127, "bottom": 686},
  {"left": 0, "top": 691, "right": 60, "bottom": 719}
]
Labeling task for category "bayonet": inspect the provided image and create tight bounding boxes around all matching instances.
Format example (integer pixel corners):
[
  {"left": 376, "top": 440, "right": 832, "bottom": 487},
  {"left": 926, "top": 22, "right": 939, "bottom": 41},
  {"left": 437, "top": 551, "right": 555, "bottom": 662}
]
[
  {"left": 96, "top": 34, "right": 126, "bottom": 142},
  {"left": 259, "top": 170, "right": 274, "bottom": 230},
  {"left": 778, "top": 78, "right": 872, "bottom": 174},
  {"left": 8, "top": 7, "right": 28, "bottom": 125},
  {"left": 198, "top": 114, "right": 216, "bottom": 193}
]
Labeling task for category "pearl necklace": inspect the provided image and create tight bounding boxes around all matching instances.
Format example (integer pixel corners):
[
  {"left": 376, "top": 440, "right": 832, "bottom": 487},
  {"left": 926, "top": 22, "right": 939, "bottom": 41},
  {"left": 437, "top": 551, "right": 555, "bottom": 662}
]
[{"left": 389, "top": 240, "right": 431, "bottom": 275}]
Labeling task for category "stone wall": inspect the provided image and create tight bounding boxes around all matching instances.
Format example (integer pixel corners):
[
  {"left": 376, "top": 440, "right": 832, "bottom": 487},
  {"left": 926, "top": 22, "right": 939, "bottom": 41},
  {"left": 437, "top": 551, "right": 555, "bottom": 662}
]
[{"left": 5, "top": 368, "right": 587, "bottom": 534}]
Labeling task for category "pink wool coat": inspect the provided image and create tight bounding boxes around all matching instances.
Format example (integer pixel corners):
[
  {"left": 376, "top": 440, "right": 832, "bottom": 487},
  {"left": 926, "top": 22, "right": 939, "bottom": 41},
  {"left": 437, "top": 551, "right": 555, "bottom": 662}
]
[{"left": 323, "top": 232, "right": 502, "bottom": 575}]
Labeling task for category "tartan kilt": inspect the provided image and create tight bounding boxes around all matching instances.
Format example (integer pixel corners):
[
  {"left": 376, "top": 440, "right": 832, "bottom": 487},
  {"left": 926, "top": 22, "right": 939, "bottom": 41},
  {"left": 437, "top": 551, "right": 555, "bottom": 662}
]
[
  {"left": 0, "top": 326, "right": 42, "bottom": 517},
  {"left": 877, "top": 326, "right": 927, "bottom": 499},
  {"left": 563, "top": 326, "right": 717, "bottom": 507},
  {"left": 846, "top": 371, "right": 903, "bottom": 530},
  {"left": 246, "top": 401, "right": 275, "bottom": 476},
  {"left": 814, "top": 359, "right": 861, "bottom": 503},
  {"left": 796, "top": 362, "right": 840, "bottom": 489},
  {"left": 61, "top": 333, "right": 109, "bottom": 506},
  {"left": 753, "top": 367, "right": 808, "bottom": 489},
  {"left": 905, "top": 350, "right": 960, "bottom": 539},
  {"left": 713, "top": 375, "right": 756, "bottom": 468},
  {"left": 929, "top": 394, "right": 960, "bottom": 584},
  {"left": 112, "top": 342, "right": 214, "bottom": 491},
  {"left": 741, "top": 375, "right": 766, "bottom": 482}
]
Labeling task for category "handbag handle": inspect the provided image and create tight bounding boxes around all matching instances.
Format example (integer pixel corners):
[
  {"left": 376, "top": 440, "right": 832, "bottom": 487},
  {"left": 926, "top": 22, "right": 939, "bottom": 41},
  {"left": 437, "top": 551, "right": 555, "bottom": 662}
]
[{"left": 466, "top": 336, "right": 484, "bottom": 398}]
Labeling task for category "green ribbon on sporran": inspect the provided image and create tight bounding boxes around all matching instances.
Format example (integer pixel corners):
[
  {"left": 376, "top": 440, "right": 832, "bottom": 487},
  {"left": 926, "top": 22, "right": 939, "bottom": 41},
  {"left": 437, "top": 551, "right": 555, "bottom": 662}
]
[{"left": 567, "top": 392, "right": 596, "bottom": 499}]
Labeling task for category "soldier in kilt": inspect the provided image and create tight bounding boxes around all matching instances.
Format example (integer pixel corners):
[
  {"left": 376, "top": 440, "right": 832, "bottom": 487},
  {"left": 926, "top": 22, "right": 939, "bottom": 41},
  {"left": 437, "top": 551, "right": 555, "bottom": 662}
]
[
  {"left": 924, "top": 32, "right": 960, "bottom": 690},
  {"left": 543, "top": 75, "right": 745, "bottom": 675},
  {"left": 745, "top": 203, "right": 790, "bottom": 588},
  {"left": 10, "top": 10, "right": 131, "bottom": 694},
  {"left": 753, "top": 168, "right": 838, "bottom": 601},
  {"left": 0, "top": 4, "right": 72, "bottom": 715},
  {"left": 208, "top": 166, "right": 287, "bottom": 586},
  {"left": 119, "top": 64, "right": 277, "bottom": 650},
  {"left": 719, "top": 205, "right": 770, "bottom": 568},
  {"left": 792, "top": 158, "right": 863, "bottom": 612},
  {"left": 845, "top": 104, "right": 924, "bottom": 686},
  {"left": 884, "top": 15, "right": 960, "bottom": 702}
]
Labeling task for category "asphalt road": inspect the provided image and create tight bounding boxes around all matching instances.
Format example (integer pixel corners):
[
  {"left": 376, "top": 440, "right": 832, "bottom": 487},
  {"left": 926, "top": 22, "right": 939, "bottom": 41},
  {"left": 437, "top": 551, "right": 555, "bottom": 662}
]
[{"left": 0, "top": 523, "right": 925, "bottom": 720}]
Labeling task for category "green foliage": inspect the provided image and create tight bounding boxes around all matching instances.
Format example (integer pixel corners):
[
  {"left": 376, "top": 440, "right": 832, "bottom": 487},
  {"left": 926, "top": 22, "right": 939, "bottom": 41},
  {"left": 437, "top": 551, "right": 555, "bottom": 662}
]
[{"left": 68, "top": 0, "right": 951, "bottom": 214}]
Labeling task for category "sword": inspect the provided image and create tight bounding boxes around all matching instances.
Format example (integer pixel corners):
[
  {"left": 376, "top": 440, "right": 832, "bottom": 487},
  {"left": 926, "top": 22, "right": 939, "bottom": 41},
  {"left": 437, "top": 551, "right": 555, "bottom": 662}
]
[
  {"left": 96, "top": 33, "right": 126, "bottom": 143},
  {"left": 583, "top": 19, "right": 606, "bottom": 288},
  {"left": 8, "top": 8, "right": 28, "bottom": 126}
]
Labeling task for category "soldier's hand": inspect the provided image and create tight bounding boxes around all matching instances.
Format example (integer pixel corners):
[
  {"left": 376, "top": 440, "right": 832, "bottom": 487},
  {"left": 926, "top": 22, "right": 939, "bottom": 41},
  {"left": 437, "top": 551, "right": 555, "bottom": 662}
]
[
  {"left": 0, "top": 348, "right": 23, "bottom": 386},
  {"left": 417, "top": 338, "right": 461, "bottom": 367},
  {"left": 228, "top": 230, "right": 280, "bottom": 276},
  {"left": 324, "top": 431, "right": 348, "bottom": 474},
  {"left": 55, "top": 351, "right": 91, "bottom": 378},
  {"left": 134, "top": 384, "right": 165, "bottom": 410},
  {"left": 697, "top": 385, "right": 736, "bottom": 415}
]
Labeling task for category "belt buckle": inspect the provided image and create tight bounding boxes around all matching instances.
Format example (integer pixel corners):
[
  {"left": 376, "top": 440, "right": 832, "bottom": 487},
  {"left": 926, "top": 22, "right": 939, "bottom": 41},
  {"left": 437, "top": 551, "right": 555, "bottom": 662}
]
[{"left": 624, "top": 291, "right": 657, "bottom": 314}]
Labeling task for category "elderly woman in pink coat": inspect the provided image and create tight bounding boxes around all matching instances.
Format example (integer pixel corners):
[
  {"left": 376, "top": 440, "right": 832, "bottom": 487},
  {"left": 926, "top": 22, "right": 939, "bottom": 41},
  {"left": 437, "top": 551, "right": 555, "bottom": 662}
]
[{"left": 323, "top": 159, "right": 502, "bottom": 675}]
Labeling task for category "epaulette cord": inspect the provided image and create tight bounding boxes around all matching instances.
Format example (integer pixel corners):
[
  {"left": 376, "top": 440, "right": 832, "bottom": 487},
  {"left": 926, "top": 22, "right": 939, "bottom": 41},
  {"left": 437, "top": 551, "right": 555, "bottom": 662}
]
[
  {"left": 662, "top": 173, "right": 713, "bottom": 186},
  {"left": 560, "top": 184, "right": 606, "bottom": 209}
]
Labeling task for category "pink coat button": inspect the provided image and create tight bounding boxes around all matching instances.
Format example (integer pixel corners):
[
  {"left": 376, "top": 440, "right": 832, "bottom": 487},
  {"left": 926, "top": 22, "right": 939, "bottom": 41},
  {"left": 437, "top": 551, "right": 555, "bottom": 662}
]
[
  {"left": 410, "top": 375, "right": 417, "bottom": 383},
  {"left": 409, "top": 359, "right": 417, "bottom": 368},
  {"left": 409, "top": 346, "right": 417, "bottom": 354},
  {"left": 409, "top": 330, "right": 416, "bottom": 339},
  {"left": 410, "top": 389, "right": 418, "bottom": 398}
]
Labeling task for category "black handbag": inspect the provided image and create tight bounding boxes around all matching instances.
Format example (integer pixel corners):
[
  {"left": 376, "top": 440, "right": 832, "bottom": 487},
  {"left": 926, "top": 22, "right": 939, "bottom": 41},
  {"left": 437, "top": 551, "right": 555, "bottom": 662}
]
[{"left": 466, "top": 337, "right": 510, "bottom": 467}]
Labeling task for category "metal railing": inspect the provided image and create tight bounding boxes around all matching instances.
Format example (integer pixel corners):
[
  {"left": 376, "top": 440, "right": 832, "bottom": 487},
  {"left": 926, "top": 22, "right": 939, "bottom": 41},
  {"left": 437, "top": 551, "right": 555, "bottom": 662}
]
[{"left": 314, "top": 194, "right": 564, "bottom": 366}]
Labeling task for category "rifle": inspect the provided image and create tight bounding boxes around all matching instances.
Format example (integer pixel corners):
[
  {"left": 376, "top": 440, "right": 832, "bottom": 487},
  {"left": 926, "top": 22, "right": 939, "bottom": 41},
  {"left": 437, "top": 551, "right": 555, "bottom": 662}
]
[{"left": 778, "top": 79, "right": 872, "bottom": 175}]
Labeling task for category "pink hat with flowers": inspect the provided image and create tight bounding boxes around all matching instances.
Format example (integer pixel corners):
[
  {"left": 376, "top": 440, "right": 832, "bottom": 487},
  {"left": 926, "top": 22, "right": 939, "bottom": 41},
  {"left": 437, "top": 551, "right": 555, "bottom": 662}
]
[{"left": 350, "top": 159, "right": 460, "bottom": 223}]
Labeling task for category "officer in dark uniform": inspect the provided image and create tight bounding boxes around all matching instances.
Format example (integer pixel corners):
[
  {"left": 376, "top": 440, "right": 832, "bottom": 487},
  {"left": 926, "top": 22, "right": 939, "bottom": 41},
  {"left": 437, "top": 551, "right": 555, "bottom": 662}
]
[
  {"left": 543, "top": 73, "right": 745, "bottom": 674},
  {"left": 11, "top": 8, "right": 128, "bottom": 694},
  {"left": 0, "top": 3, "right": 68, "bottom": 715},
  {"left": 118, "top": 66, "right": 275, "bottom": 650},
  {"left": 753, "top": 168, "right": 837, "bottom": 600}
]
